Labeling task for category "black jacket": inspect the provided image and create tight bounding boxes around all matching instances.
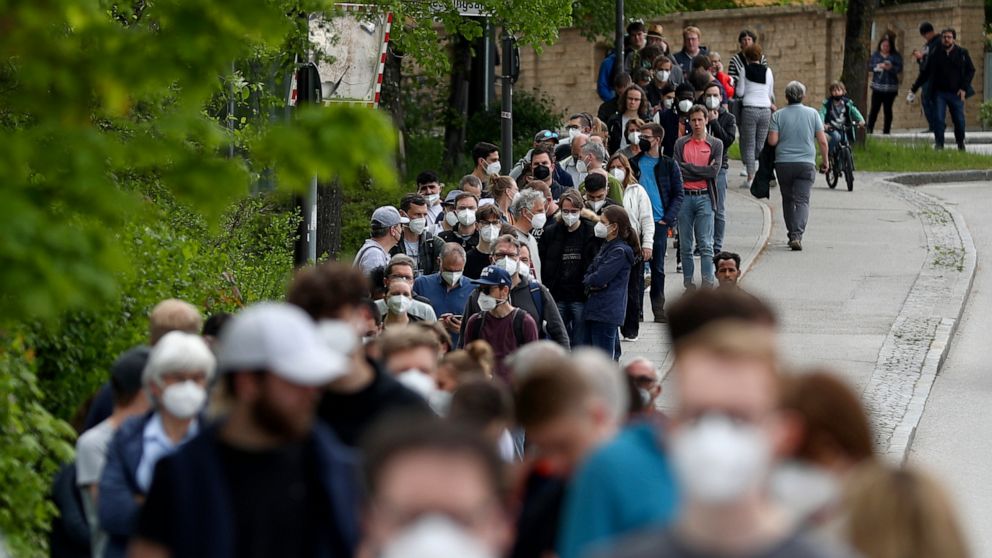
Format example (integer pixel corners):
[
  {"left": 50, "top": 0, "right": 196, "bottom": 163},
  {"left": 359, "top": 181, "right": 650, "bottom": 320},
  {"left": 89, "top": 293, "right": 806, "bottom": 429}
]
[
  {"left": 706, "top": 109, "right": 737, "bottom": 169},
  {"left": 538, "top": 211, "right": 603, "bottom": 299},
  {"left": 629, "top": 152, "right": 685, "bottom": 225},
  {"left": 912, "top": 43, "right": 975, "bottom": 95},
  {"left": 390, "top": 231, "right": 444, "bottom": 277}
]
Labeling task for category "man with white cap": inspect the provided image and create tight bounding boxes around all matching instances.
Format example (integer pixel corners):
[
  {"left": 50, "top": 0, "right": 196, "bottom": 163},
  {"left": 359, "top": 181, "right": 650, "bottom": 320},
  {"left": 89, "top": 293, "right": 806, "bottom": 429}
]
[
  {"left": 355, "top": 205, "right": 409, "bottom": 276},
  {"left": 129, "top": 303, "right": 362, "bottom": 558}
]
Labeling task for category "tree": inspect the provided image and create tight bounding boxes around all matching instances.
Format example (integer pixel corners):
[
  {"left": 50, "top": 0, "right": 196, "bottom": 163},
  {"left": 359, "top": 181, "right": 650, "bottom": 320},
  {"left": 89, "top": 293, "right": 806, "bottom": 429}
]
[
  {"left": 840, "top": 0, "right": 876, "bottom": 145},
  {"left": 0, "top": 1, "right": 397, "bottom": 554},
  {"left": 572, "top": 0, "right": 681, "bottom": 42}
]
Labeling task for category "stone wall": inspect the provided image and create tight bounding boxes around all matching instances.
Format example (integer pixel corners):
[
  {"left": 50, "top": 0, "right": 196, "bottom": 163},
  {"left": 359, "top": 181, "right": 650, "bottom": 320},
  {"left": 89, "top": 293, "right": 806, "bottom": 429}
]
[{"left": 514, "top": 0, "right": 986, "bottom": 130}]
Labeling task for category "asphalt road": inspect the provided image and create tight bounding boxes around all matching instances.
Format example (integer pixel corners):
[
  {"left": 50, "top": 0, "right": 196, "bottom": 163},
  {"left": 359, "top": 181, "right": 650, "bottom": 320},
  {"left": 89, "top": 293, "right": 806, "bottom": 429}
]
[{"left": 910, "top": 181, "right": 992, "bottom": 557}]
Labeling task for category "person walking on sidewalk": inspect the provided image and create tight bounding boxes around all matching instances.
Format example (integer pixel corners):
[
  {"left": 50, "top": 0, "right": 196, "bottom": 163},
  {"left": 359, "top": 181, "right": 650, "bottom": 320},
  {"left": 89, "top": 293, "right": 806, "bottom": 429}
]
[
  {"left": 630, "top": 122, "right": 684, "bottom": 321},
  {"left": 767, "top": 81, "right": 829, "bottom": 252},
  {"left": 908, "top": 28, "right": 976, "bottom": 151},
  {"left": 674, "top": 105, "right": 723, "bottom": 289}
]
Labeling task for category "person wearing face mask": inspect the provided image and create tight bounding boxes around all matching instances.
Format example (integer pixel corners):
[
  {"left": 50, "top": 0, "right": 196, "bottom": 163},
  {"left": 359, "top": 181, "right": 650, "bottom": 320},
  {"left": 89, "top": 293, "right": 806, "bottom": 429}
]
[
  {"left": 375, "top": 255, "right": 439, "bottom": 323},
  {"left": 439, "top": 189, "right": 462, "bottom": 233},
  {"left": 98, "top": 331, "right": 215, "bottom": 558},
  {"left": 391, "top": 193, "right": 445, "bottom": 277},
  {"left": 578, "top": 141, "right": 625, "bottom": 203},
  {"left": 617, "top": 117, "right": 646, "bottom": 161},
  {"left": 582, "top": 173, "right": 621, "bottom": 216},
  {"left": 471, "top": 142, "right": 502, "bottom": 187},
  {"left": 129, "top": 303, "right": 363, "bottom": 558},
  {"left": 490, "top": 175, "right": 519, "bottom": 225},
  {"left": 700, "top": 82, "right": 737, "bottom": 254},
  {"left": 509, "top": 188, "right": 547, "bottom": 282},
  {"left": 415, "top": 243, "right": 476, "bottom": 348},
  {"left": 382, "top": 277, "right": 420, "bottom": 329},
  {"left": 523, "top": 145, "right": 565, "bottom": 202},
  {"left": 439, "top": 192, "right": 481, "bottom": 251},
  {"left": 459, "top": 235, "right": 569, "bottom": 349},
  {"left": 288, "top": 263, "right": 431, "bottom": 448},
  {"left": 772, "top": 370, "right": 875, "bottom": 535},
  {"left": 538, "top": 190, "right": 604, "bottom": 348},
  {"left": 359, "top": 415, "right": 514, "bottom": 558},
  {"left": 581, "top": 206, "right": 638, "bottom": 358},
  {"left": 629, "top": 122, "right": 684, "bottom": 321},
  {"left": 463, "top": 266, "right": 539, "bottom": 384},
  {"left": 355, "top": 205, "right": 408, "bottom": 277},
  {"left": 607, "top": 85, "right": 651, "bottom": 155},
  {"left": 623, "top": 357, "right": 663, "bottom": 416},
  {"left": 464, "top": 205, "right": 509, "bottom": 279},
  {"left": 607, "top": 153, "right": 655, "bottom": 342},
  {"left": 378, "top": 326, "right": 447, "bottom": 415},
  {"left": 559, "top": 131, "right": 589, "bottom": 186},
  {"left": 647, "top": 55, "right": 684, "bottom": 107},
  {"left": 600, "top": 290, "right": 853, "bottom": 558},
  {"left": 510, "top": 131, "right": 575, "bottom": 189},
  {"left": 416, "top": 170, "right": 444, "bottom": 234}
]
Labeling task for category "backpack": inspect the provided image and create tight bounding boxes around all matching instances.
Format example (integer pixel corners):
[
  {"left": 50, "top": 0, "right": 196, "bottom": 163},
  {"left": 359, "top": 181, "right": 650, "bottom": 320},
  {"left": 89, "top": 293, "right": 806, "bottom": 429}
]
[{"left": 468, "top": 308, "right": 530, "bottom": 348}]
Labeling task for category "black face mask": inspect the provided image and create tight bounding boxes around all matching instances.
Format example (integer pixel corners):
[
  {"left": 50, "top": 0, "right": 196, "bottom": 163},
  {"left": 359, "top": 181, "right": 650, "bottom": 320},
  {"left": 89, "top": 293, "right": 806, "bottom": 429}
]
[
  {"left": 638, "top": 138, "right": 653, "bottom": 152},
  {"left": 832, "top": 95, "right": 844, "bottom": 101},
  {"left": 533, "top": 164, "right": 551, "bottom": 180}
]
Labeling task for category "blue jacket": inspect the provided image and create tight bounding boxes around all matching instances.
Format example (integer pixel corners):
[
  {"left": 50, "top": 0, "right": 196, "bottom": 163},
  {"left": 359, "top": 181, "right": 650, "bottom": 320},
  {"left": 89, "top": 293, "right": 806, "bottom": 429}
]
[
  {"left": 557, "top": 420, "right": 679, "bottom": 558},
  {"left": 629, "top": 152, "right": 685, "bottom": 225},
  {"left": 868, "top": 51, "right": 903, "bottom": 93},
  {"left": 597, "top": 52, "right": 618, "bottom": 102},
  {"left": 137, "top": 421, "right": 361, "bottom": 558},
  {"left": 583, "top": 239, "right": 635, "bottom": 326},
  {"left": 98, "top": 413, "right": 152, "bottom": 558}
]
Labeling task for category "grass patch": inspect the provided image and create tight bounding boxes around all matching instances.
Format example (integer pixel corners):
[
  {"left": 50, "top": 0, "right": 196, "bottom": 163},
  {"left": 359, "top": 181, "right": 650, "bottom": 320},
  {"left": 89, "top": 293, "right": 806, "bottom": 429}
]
[
  {"left": 727, "top": 141, "right": 741, "bottom": 161},
  {"left": 854, "top": 137, "right": 989, "bottom": 172}
]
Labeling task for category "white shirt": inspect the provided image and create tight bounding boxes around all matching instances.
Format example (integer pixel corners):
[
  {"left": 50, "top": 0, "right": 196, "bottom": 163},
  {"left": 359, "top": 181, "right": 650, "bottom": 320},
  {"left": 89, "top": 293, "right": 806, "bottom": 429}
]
[
  {"left": 425, "top": 203, "right": 443, "bottom": 235},
  {"left": 736, "top": 67, "right": 775, "bottom": 108},
  {"left": 514, "top": 228, "right": 541, "bottom": 283},
  {"left": 76, "top": 419, "right": 116, "bottom": 486},
  {"left": 135, "top": 413, "right": 199, "bottom": 493}
]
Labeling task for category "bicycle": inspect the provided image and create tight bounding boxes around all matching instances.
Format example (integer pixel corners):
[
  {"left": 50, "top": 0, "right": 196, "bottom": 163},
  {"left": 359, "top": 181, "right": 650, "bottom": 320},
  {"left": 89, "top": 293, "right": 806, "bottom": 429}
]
[{"left": 825, "top": 123, "right": 857, "bottom": 192}]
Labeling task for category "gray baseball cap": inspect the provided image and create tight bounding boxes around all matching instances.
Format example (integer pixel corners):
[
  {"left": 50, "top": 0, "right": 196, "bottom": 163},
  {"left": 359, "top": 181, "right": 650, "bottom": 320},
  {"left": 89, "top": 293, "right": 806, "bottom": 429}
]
[{"left": 371, "top": 205, "right": 409, "bottom": 228}]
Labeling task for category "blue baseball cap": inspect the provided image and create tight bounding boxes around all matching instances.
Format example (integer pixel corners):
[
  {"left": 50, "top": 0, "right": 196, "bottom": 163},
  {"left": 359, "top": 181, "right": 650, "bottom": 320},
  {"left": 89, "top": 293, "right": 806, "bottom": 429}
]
[
  {"left": 471, "top": 265, "right": 512, "bottom": 287},
  {"left": 534, "top": 129, "right": 559, "bottom": 143}
]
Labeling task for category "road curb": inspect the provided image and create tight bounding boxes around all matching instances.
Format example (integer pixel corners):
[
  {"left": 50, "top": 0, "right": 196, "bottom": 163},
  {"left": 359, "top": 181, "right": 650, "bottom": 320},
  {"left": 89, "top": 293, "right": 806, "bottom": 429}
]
[
  {"left": 868, "top": 176, "right": 979, "bottom": 464},
  {"left": 729, "top": 188, "right": 772, "bottom": 278},
  {"left": 888, "top": 169, "right": 992, "bottom": 186}
]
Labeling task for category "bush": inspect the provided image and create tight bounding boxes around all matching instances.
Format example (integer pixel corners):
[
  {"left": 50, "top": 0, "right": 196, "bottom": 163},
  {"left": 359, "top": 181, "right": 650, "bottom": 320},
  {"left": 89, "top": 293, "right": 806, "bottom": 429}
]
[
  {"left": 32, "top": 192, "right": 299, "bottom": 423},
  {"left": 0, "top": 334, "right": 75, "bottom": 558},
  {"left": 465, "top": 89, "right": 565, "bottom": 162},
  {"left": 980, "top": 99, "right": 992, "bottom": 129}
]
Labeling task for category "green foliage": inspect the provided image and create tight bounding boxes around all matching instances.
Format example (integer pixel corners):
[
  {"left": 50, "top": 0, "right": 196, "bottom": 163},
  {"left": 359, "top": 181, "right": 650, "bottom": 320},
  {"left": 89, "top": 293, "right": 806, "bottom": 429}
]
[
  {"left": 369, "top": 0, "right": 574, "bottom": 76},
  {"left": 0, "top": 0, "right": 397, "bottom": 327},
  {"left": 0, "top": 336, "right": 76, "bottom": 557},
  {"left": 572, "top": 0, "right": 680, "bottom": 42},
  {"left": 465, "top": 89, "right": 566, "bottom": 161},
  {"left": 855, "top": 138, "right": 992, "bottom": 171},
  {"left": 339, "top": 178, "right": 409, "bottom": 255},
  {"left": 981, "top": 100, "right": 992, "bottom": 128},
  {"left": 33, "top": 193, "right": 300, "bottom": 422}
]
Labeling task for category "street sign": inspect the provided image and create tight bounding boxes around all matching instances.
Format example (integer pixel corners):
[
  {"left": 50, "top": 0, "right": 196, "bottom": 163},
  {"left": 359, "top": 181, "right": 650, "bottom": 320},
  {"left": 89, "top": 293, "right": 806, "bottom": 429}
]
[{"left": 431, "top": 1, "right": 491, "bottom": 17}]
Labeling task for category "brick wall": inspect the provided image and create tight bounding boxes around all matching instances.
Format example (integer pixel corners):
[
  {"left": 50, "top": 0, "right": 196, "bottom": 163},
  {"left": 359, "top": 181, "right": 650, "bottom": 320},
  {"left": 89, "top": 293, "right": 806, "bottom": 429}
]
[{"left": 513, "top": 0, "right": 986, "bottom": 130}]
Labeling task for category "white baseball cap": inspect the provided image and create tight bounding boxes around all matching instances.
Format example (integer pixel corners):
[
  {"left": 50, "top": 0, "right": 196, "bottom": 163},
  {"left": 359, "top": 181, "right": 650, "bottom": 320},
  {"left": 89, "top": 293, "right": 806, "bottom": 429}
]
[{"left": 216, "top": 302, "right": 347, "bottom": 386}]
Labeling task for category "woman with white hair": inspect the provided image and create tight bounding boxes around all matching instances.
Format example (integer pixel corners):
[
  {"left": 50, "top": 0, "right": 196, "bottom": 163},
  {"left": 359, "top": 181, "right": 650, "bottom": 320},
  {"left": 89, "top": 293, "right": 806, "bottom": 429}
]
[
  {"left": 98, "top": 331, "right": 215, "bottom": 558},
  {"left": 766, "top": 80, "right": 830, "bottom": 251}
]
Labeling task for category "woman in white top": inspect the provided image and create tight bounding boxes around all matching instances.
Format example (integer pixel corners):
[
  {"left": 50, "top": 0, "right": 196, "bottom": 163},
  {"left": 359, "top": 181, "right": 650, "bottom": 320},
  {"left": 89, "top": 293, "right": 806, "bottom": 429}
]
[
  {"left": 607, "top": 153, "right": 655, "bottom": 342},
  {"left": 734, "top": 43, "right": 775, "bottom": 188}
]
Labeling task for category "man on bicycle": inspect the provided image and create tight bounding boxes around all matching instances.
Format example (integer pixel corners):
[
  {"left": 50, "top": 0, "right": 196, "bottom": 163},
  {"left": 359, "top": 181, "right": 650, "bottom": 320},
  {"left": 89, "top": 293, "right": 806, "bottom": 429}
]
[{"left": 818, "top": 81, "right": 865, "bottom": 157}]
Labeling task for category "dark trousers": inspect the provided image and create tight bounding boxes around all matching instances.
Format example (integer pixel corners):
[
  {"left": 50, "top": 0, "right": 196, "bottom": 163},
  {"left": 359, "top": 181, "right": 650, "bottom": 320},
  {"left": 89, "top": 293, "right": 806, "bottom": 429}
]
[
  {"left": 933, "top": 90, "right": 967, "bottom": 148},
  {"left": 586, "top": 320, "right": 619, "bottom": 360},
  {"left": 649, "top": 224, "right": 669, "bottom": 308},
  {"left": 867, "top": 90, "right": 897, "bottom": 134},
  {"left": 620, "top": 255, "right": 644, "bottom": 339},
  {"left": 921, "top": 83, "right": 935, "bottom": 130}
]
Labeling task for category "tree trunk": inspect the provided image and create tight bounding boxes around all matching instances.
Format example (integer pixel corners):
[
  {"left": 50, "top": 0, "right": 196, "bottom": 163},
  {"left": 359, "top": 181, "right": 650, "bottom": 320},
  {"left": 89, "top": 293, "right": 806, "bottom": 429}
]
[
  {"left": 840, "top": 0, "right": 875, "bottom": 146},
  {"left": 442, "top": 37, "right": 472, "bottom": 173},
  {"left": 316, "top": 180, "right": 342, "bottom": 260}
]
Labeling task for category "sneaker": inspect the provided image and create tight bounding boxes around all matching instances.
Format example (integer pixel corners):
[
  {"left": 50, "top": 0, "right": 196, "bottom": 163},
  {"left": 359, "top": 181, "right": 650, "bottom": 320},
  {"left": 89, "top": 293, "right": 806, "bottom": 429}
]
[
  {"left": 676, "top": 262, "right": 683, "bottom": 273},
  {"left": 739, "top": 177, "right": 751, "bottom": 189},
  {"left": 788, "top": 239, "right": 803, "bottom": 251},
  {"left": 621, "top": 335, "right": 638, "bottom": 342},
  {"left": 769, "top": 178, "right": 777, "bottom": 188},
  {"left": 739, "top": 170, "right": 748, "bottom": 177}
]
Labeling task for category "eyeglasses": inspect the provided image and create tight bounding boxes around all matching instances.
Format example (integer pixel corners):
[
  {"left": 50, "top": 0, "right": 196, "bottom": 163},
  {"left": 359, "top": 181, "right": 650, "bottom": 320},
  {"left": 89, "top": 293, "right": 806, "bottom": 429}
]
[
  {"left": 493, "top": 252, "right": 518, "bottom": 258},
  {"left": 389, "top": 274, "right": 414, "bottom": 283}
]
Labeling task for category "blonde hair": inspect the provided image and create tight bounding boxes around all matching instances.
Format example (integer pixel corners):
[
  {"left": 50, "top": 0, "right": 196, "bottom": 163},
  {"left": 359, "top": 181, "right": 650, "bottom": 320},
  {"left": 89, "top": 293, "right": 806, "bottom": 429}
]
[
  {"left": 844, "top": 464, "right": 969, "bottom": 558},
  {"left": 607, "top": 153, "right": 636, "bottom": 188},
  {"left": 682, "top": 26, "right": 701, "bottom": 40},
  {"left": 149, "top": 299, "right": 202, "bottom": 345}
]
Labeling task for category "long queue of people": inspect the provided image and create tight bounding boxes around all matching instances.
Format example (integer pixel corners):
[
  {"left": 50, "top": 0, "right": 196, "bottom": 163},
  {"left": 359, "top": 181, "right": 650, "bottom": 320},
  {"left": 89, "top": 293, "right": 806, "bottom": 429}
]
[{"left": 53, "top": 283, "right": 972, "bottom": 558}]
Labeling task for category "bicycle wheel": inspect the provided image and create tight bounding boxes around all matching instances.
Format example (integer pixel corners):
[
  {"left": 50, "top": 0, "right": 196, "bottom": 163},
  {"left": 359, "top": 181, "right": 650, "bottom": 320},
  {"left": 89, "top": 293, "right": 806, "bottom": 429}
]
[
  {"left": 826, "top": 154, "right": 838, "bottom": 189},
  {"left": 844, "top": 148, "right": 855, "bottom": 191}
]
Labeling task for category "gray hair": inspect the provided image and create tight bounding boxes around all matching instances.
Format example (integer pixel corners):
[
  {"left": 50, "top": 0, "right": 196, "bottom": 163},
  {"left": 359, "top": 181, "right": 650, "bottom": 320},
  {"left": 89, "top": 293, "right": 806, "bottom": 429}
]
[
  {"left": 459, "top": 174, "right": 483, "bottom": 191},
  {"left": 510, "top": 188, "right": 545, "bottom": 217},
  {"left": 439, "top": 242, "right": 466, "bottom": 263},
  {"left": 506, "top": 341, "right": 568, "bottom": 382},
  {"left": 785, "top": 81, "right": 806, "bottom": 104},
  {"left": 623, "top": 357, "right": 658, "bottom": 378},
  {"left": 571, "top": 348, "right": 630, "bottom": 425},
  {"left": 143, "top": 331, "right": 216, "bottom": 386},
  {"left": 581, "top": 141, "right": 607, "bottom": 164}
]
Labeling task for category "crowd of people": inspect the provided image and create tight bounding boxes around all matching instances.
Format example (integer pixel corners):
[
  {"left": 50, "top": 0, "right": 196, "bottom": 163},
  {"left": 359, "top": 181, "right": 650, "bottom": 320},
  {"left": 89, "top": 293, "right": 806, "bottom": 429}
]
[{"left": 46, "top": 18, "right": 979, "bottom": 558}]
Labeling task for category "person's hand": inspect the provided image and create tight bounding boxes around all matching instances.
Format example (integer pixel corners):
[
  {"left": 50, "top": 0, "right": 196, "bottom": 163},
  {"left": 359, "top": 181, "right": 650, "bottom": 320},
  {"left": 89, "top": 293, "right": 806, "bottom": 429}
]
[
  {"left": 708, "top": 109, "right": 719, "bottom": 122},
  {"left": 912, "top": 49, "right": 922, "bottom": 61},
  {"left": 820, "top": 161, "right": 830, "bottom": 174},
  {"left": 957, "top": 89, "right": 966, "bottom": 101},
  {"left": 882, "top": 61, "right": 892, "bottom": 70},
  {"left": 642, "top": 247, "right": 653, "bottom": 261},
  {"left": 824, "top": 124, "right": 833, "bottom": 132},
  {"left": 906, "top": 92, "right": 916, "bottom": 103},
  {"left": 770, "top": 104, "right": 777, "bottom": 112},
  {"left": 857, "top": 121, "right": 866, "bottom": 128},
  {"left": 440, "top": 314, "right": 460, "bottom": 333}
]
